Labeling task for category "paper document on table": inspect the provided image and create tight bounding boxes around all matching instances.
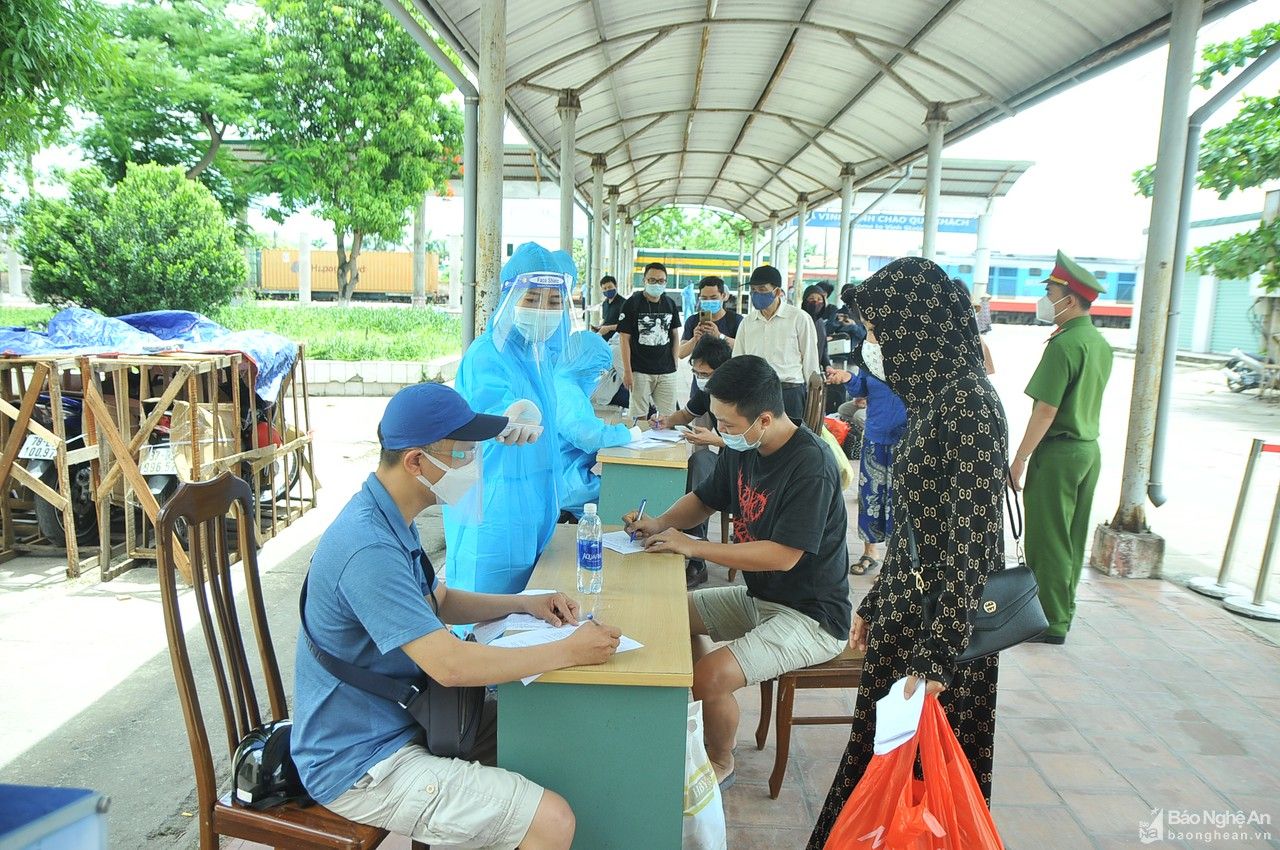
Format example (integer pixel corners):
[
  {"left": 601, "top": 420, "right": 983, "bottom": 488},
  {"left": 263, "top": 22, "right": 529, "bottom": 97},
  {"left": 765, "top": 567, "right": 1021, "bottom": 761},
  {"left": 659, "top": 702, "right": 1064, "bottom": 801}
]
[
  {"left": 623, "top": 435, "right": 669, "bottom": 450},
  {"left": 602, "top": 529, "right": 702, "bottom": 555},
  {"left": 488, "top": 622, "right": 643, "bottom": 684},
  {"left": 873, "top": 676, "right": 926, "bottom": 755},
  {"left": 602, "top": 530, "right": 646, "bottom": 554},
  {"left": 472, "top": 612, "right": 559, "bottom": 645},
  {"left": 643, "top": 428, "right": 685, "bottom": 443}
]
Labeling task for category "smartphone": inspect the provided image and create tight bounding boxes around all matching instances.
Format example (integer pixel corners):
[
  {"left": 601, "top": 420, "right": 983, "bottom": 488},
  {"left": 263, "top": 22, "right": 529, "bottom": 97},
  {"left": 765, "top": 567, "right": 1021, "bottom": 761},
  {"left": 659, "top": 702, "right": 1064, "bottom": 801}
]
[
  {"left": 699, "top": 309, "right": 712, "bottom": 323},
  {"left": 675, "top": 425, "right": 694, "bottom": 435}
]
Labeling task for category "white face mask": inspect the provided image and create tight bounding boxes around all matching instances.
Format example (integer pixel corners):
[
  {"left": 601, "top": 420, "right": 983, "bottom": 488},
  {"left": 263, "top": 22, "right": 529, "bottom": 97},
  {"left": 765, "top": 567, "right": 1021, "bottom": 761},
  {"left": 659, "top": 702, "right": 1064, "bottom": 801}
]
[
  {"left": 417, "top": 452, "right": 481, "bottom": 508},
  {"left": 1035, "top": 294, "right": 1072, "bottom": 325},
  {"left": 694, "top": 375, "right": 711, "bottom": 391},
  {"left": 644, "top": 283, "right": 666, "bottom": 298},
  {"left": 721, "top": 415, "right": 764, "bottom": 452},
  {"left": 513, "top": 306, "right": 561, "bottom": 343},
  {"left": 861, "top": 341, "right": 886, "bottom": 382}
]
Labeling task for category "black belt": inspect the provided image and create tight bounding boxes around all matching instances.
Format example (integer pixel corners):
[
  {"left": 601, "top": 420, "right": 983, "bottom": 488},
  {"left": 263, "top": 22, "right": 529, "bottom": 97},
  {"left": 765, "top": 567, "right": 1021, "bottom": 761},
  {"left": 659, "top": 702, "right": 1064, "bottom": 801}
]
[{"left": 781, "top": 382, "right": 805, "bottom": 389}]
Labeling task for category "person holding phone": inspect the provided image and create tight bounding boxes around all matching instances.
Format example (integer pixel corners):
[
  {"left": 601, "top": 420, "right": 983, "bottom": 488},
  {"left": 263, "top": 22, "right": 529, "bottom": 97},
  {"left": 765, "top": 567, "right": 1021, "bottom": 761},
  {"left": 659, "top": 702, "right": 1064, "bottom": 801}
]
[{"left": 651, "top": 335, "right": 732, "bottom": 587}]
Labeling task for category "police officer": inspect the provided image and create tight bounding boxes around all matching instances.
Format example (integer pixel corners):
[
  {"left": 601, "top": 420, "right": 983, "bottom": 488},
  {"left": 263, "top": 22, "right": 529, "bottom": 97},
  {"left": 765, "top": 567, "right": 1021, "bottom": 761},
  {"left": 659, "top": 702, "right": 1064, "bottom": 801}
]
[{"left": 1010, "top": 251, "right": 1113, "bottom": 645}]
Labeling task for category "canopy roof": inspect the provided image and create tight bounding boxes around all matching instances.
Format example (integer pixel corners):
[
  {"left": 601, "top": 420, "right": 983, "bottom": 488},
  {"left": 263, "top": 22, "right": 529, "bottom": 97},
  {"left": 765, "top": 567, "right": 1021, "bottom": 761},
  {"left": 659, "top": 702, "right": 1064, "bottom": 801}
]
[{"left": 420, "top": 1, "right": 1247, "bottom": 223}]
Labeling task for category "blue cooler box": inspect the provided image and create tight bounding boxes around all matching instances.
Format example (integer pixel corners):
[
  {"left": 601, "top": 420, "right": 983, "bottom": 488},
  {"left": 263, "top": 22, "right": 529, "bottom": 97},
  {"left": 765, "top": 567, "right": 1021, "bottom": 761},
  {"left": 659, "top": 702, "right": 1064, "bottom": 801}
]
[{"left": 0, "top": 785, "right": 109, "bottom": 850}]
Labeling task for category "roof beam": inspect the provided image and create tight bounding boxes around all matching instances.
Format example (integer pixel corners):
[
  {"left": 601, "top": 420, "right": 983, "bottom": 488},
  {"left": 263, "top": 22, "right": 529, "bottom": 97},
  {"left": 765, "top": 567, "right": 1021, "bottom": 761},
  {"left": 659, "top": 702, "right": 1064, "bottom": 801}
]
[{"left": 741, "top": 0, "right": 967, "bottom": 216}]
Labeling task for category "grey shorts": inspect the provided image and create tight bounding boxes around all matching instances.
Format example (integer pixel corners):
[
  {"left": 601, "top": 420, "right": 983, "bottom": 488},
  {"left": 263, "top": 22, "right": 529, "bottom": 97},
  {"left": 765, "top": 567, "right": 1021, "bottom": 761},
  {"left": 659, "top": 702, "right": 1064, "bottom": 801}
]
[{"left": 692, "top": 585, "right": 847, "bottom": 685}]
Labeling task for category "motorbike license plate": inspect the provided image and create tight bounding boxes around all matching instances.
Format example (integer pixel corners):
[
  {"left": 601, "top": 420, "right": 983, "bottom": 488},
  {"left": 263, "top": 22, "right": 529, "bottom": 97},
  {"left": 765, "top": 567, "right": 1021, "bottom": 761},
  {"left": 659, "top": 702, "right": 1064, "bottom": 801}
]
[
  {"left": 140, "top": 444, "right": 178, "bottom": 475},
  {"left": 18, "top": 435, "right": 57, "bottom": 461}
]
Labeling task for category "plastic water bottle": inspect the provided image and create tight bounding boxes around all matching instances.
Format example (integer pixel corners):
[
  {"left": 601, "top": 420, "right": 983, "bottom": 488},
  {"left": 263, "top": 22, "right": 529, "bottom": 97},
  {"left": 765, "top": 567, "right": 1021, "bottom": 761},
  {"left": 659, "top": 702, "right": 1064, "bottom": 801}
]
[{"left": 577, "top": 503, "right": 604, "bottom": 594}]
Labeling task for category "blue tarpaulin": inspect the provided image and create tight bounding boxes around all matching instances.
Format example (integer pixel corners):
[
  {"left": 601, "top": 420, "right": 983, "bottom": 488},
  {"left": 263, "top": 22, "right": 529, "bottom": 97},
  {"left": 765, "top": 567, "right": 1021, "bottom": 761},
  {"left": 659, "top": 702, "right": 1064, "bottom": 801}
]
[{"left": 0, "top": 308, "right": 298, "bottom": 402}]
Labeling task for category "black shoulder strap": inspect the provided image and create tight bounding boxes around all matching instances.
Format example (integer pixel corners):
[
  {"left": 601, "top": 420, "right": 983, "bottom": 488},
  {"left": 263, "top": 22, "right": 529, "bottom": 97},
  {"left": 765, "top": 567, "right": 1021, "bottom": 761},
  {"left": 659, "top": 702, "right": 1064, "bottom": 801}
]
[{"left": 297, "top": 558, "right": 432, "bottom": 708}]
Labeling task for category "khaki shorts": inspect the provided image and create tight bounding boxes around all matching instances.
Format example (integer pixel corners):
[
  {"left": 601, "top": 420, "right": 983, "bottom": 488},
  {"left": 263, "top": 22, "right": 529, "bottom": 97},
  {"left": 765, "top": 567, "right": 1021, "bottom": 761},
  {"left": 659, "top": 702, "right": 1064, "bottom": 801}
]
[
  {"left": 325, "top": 738, "right": 542, "bottom": 850},
  {"left": 692, "top": 585, "right": 847, "bottom": 685}
]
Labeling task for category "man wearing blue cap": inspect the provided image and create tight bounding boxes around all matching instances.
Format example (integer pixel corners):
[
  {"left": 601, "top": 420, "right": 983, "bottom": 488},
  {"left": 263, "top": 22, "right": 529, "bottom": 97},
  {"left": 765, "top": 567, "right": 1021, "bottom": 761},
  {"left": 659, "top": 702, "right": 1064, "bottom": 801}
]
[{"left": 293, "top": 383, "right": 621, "bottom": 850}]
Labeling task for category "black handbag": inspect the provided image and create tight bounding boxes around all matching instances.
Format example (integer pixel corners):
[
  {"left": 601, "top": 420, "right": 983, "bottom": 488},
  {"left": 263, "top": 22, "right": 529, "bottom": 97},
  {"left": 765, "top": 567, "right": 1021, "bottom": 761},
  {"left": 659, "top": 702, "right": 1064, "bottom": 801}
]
[
  {"left": 298, "top": 553, "right": 485, "bottom": 759},
  {"left": 911, "top": 472, "right": 1048, "bottom": 664}
]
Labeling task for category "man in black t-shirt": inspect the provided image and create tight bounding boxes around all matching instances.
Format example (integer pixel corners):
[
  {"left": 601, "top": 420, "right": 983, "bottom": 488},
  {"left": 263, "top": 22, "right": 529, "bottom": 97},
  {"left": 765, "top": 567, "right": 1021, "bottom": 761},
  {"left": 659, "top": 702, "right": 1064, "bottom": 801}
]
[
  {"left": 624, "top": 355, "right": 850, "bottom": 789},
  {"left": 617, "top": 261, "right": 682, "bottom": 418}
]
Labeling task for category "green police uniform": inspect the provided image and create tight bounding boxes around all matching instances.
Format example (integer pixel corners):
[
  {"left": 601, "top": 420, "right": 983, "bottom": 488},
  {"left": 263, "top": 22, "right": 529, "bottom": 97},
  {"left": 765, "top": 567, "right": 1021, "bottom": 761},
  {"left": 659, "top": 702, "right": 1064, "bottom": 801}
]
[{"left": 1023, "top": 252, "right": 1113, "bottom": 638}]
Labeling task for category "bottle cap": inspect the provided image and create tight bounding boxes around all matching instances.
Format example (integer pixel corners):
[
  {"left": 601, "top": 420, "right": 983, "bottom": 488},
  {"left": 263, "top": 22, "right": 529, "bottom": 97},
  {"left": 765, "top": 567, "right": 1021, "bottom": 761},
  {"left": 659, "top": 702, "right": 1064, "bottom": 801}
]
[{"left": 584, "top": 503, "right": 597, "bottom": 515}]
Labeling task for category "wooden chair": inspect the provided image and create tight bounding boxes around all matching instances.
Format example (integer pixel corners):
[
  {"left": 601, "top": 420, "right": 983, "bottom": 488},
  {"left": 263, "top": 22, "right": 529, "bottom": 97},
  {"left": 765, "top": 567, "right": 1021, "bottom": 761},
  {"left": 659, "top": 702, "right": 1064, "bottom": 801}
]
[
  {"left": 157, "top": 472, "right": 428, "bottom": 850},
  {"left": 754, "top": 646, "right": 865, "bottom": 799},
  {"left": 803, "top": 370, "right": 827, "bottom": 432}
]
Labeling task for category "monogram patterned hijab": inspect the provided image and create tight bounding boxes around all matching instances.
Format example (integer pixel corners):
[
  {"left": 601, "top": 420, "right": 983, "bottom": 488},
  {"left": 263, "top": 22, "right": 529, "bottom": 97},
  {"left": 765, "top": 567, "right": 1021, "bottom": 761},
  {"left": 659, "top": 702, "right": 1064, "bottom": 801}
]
[{"left": 854, "top": 257, "right": 985, "bottom": 412}]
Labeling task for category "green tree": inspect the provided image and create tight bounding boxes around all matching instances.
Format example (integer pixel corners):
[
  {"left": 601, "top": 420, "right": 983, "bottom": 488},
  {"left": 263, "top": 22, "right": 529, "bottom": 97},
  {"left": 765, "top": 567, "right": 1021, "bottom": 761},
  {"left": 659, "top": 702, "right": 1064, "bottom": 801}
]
[
  {"left": 635, "top": 206, "right": 748, "bottom": 252},
  {"left": 1133, "top": 21, "right": 1280, "bottom": 288},
  {"left": 20, "top": 164, "right": 245, "bottom": 314},
  {"left": 253, "top": 0, "right": 463, "bottom": 303},
  {"left": 0, "top": 0, "right": 112, "bottom": 169},
  {"left": 79, "top": 0, "right": 262, "bottom": 218}
]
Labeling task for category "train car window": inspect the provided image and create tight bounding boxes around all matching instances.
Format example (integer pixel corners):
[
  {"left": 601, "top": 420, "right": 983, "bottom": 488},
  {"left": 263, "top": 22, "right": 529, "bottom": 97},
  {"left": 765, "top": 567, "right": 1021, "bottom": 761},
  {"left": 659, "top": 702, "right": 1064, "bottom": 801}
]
[
  {"left": 1028, "top": 268, "right": 1042, "bottom": 277},
  {"left": 1094, "top": 271, "right": 1108, "bottom": 279},
  {"left": 959, "top": 265, "right": 973, "bottom": 274}
]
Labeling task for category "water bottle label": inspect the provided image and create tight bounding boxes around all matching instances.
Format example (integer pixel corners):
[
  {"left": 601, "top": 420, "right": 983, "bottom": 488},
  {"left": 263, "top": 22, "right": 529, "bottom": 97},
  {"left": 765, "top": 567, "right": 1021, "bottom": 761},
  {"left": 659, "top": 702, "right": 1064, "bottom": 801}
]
[{"left": 577, "top": 539, "right": 603, "bottom": 571}]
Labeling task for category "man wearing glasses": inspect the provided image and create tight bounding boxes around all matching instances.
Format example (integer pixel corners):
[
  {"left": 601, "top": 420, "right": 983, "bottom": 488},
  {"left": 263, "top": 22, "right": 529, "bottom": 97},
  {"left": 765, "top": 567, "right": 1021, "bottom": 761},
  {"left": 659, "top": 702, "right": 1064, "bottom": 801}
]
[{"left": 617, "top": 261, "right": 683, "bottom": 419}]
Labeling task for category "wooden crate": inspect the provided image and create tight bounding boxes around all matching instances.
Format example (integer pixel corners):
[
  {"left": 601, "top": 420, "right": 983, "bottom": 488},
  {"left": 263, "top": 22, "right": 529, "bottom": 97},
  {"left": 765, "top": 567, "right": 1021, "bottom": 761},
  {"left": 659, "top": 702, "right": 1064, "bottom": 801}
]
[
  {"left": 0, "top": 356, "right": 127, "bottom": 577},
  {"left": 82, "top": 348, "right": 316, "bottom": 582}
]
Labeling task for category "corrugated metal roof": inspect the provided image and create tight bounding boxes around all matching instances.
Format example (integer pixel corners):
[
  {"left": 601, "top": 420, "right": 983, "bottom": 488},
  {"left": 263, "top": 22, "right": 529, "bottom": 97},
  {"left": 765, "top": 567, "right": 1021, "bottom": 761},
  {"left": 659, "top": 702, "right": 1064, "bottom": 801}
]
[{"left": 412, "top": 0, "right": 1250, "bottom": 224}]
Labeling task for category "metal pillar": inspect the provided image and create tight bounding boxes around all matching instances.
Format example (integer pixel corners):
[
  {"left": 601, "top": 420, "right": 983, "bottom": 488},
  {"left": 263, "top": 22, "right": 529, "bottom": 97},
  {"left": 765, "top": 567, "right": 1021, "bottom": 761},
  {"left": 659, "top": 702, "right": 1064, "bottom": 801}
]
[
  {"left": 558, "top": 91, "right": 581, "bottom": 254},
  {"left": 794, "top": 195, "right": 809, "bottom": 289},
  {"left": 297, "top": 234, "right": 311, "bottom": 305},
  {"left": 1151, "top": 41, "right": 1280, "bottom": 508},
  {"left": 376, "top": 0, "right": 481, "bottom": 345},
  {"left": 589, "top": 155, "right": 606, "bottom": 314},
  {"left": 463, "top": 94, "right": 479, "bottom": 347},
  {"left": 608, "top": 186, "right": 620, "bottom": 280},
  {"left": 922, "top": 102, "right": 948, "bottom": 261},
  {"left": 769, "top": 215, "right": 778, "bottom": 267},
  {"left": 1188, "top": 439, "right": 1264, "bottom": 599},
  {"left": 750, "top": 224, "right": 759, "bottom": 269},
  {"left": 973, "top": 200, "right": 993, "bottom": 299},
  {"left": 475, "top": 0, "right": 506, "bottom": 332},
  {"left": 1112, "top": 0, "right": 1202, "bottom": 532},
  {"left": 412, "top": 191, "right": 428, "bottom": 308},
  {"left": 1222, "top": 475, "right": 1280, "bottom": 622},
  {"left": 837, "top": 164, "right": 854, "bottom": 287}
]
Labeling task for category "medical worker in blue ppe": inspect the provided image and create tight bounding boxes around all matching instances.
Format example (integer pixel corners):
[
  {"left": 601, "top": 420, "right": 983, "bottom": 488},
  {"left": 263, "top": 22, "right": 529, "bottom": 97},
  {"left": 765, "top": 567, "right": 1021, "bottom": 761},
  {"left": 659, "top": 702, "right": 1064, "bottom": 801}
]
[
  {"left": 554, "top": 331, "right": 644, "bottom": 518},
  {"left": 445, "top": 242, "right": 575, "bottom": 594}
]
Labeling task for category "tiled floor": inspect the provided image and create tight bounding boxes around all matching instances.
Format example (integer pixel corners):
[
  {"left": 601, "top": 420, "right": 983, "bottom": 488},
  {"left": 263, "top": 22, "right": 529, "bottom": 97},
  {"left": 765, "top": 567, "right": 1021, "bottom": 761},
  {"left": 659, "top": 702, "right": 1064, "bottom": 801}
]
[{"left": 227, "top": 558, "right": 1280, "bottom": 850}]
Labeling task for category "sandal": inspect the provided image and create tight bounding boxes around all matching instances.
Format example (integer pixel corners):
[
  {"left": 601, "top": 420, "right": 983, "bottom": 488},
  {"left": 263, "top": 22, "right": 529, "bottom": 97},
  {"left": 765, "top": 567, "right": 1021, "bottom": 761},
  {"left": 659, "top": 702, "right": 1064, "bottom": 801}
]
[{"left": 851, "top": 555, "right": 880, "bottom": 575}]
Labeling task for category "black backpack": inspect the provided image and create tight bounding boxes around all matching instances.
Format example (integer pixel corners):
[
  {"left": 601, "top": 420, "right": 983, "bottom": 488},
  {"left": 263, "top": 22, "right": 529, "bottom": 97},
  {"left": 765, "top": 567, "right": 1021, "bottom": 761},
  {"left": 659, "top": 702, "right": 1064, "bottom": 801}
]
[{"left": 231, "top": 719, "right": 312, "bottom": 809}]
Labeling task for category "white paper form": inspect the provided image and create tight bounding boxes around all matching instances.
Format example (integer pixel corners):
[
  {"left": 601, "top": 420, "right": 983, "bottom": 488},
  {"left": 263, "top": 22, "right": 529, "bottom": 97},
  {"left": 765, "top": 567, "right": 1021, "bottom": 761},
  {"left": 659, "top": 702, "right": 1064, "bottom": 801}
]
[
  {"left": 873, "top": 676, "right": 927, "bottom": 755},
  {"left": 488, "top": 623, "right": 643, "bottom": 684},
  {"left": 602, "top": 530, "right": 647, "bottom": 555}
]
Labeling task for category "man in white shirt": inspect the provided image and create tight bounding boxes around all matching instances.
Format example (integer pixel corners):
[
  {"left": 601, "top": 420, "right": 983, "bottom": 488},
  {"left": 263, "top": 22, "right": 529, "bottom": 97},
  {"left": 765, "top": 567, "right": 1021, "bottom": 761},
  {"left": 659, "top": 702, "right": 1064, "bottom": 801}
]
[{"left": 733, "top": 265, "right": 819, "bottom": 419}]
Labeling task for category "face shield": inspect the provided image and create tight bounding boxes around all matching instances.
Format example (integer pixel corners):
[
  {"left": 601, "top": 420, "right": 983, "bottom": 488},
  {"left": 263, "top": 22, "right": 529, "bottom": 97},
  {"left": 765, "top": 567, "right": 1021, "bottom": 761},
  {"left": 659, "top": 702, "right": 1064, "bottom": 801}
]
[{"left": 490, "top": 271, "right": 573, "bottom": 365}]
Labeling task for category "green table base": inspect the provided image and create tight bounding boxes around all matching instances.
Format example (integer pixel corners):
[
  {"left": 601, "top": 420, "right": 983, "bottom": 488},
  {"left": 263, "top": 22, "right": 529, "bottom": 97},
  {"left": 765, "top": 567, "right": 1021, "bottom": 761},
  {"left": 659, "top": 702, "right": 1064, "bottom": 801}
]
[
  {"left": 598, "top": 463, "right": 686, "bottom": 526},
  {"left": 497, "top": 682, "right": 688, "bottom": 850}
]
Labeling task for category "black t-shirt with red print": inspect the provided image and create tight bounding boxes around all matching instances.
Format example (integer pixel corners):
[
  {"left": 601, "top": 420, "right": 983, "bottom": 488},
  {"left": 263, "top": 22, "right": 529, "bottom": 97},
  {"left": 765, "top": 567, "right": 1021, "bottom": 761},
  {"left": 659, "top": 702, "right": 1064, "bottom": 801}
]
[{"left": 694, "top": 422, "right": 851, "bottom": 639}]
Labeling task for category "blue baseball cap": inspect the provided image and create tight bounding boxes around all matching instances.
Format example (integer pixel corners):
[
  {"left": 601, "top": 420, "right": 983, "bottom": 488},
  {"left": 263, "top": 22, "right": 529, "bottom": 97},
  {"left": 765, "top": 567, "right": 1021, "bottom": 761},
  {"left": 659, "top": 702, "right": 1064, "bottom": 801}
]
[{"left": 379, "top": 383, "right": 508, "bottom": 449}]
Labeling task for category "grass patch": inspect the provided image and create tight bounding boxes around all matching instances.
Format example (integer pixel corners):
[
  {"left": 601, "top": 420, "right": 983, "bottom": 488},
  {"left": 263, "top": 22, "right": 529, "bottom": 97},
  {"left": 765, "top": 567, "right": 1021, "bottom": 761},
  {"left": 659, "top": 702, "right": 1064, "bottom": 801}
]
[
  {"left": 212, "top": 304, "right": 463, "bottom": 361},
  {"left": 0, "top": 307, "right": 56, "bottom": 330},
  {"left": 0, "top": 303, "right": 462, "bottom": 361}
]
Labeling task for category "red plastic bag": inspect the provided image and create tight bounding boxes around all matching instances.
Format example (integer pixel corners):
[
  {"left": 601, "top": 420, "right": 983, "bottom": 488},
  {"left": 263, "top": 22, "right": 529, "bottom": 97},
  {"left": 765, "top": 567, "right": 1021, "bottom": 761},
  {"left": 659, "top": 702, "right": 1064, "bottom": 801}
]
[
  {"left": 824, "top": 415, "right": 850, "bottom": 446},
  {"left": 823, "top": 696, "right": 1003, "bottom": 850}
]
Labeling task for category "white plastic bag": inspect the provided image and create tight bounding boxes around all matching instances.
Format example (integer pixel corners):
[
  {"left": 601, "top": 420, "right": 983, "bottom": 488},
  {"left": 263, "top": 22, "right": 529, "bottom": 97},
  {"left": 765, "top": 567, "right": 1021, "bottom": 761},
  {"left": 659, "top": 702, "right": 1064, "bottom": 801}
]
[{"left": 683, "top": 701, "right": 727, "bottom": 850}]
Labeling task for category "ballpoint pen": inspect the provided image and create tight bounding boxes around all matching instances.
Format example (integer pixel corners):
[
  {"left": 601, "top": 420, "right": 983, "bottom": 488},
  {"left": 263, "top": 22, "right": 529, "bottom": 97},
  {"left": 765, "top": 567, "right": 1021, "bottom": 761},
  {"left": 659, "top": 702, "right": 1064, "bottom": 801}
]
[{"left": 629, "top": 499, "right": 647, "bottom": 541}]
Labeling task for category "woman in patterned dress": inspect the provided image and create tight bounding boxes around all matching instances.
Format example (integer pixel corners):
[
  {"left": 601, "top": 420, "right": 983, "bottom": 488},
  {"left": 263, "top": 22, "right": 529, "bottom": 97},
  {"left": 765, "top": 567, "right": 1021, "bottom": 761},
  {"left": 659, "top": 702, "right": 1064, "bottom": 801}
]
[{"left": 809, "top": 258, "right": 1008, "bottom": 849}]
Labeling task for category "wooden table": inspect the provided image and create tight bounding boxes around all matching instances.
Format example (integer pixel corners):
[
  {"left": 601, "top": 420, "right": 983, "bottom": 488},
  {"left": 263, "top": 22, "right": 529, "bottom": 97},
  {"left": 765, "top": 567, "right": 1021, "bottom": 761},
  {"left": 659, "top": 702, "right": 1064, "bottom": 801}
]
[
  {"left": 596, "top": 442, "right": 690, "bottom": 526},
  {"left": 497, "top": 526, "right": 692, "bottom": 850}
]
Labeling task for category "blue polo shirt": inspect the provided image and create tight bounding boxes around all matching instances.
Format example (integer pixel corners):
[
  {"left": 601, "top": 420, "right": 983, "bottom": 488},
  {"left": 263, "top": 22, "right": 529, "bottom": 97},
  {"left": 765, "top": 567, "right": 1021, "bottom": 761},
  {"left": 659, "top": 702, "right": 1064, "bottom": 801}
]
[
  {"left": 292, "top": 473, "right": 444, "bottom": 804},
  {"left": 843, "top": 370, "right": 908, "bottom": 446}
]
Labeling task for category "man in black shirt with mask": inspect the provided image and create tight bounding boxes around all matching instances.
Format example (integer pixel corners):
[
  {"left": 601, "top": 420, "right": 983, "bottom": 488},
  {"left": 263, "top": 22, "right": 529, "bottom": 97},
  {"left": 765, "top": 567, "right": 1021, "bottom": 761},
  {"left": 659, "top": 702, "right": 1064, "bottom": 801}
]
[
  {"left": 595, "top": 275, "right": 623, "bottom": 340},
  {"left": 624, "top": 355, "right": 850, "bottom": 789}
]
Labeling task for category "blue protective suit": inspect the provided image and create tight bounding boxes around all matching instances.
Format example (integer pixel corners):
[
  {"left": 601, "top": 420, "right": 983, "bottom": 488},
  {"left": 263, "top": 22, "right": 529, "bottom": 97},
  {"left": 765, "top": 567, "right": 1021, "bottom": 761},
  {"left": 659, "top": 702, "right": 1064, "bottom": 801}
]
[
  {"left": 554, "top": 331, "right": 634, "bottom": 517},
  {"left": 445, "top": 243, "right": 575, "bottom": 594}
]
